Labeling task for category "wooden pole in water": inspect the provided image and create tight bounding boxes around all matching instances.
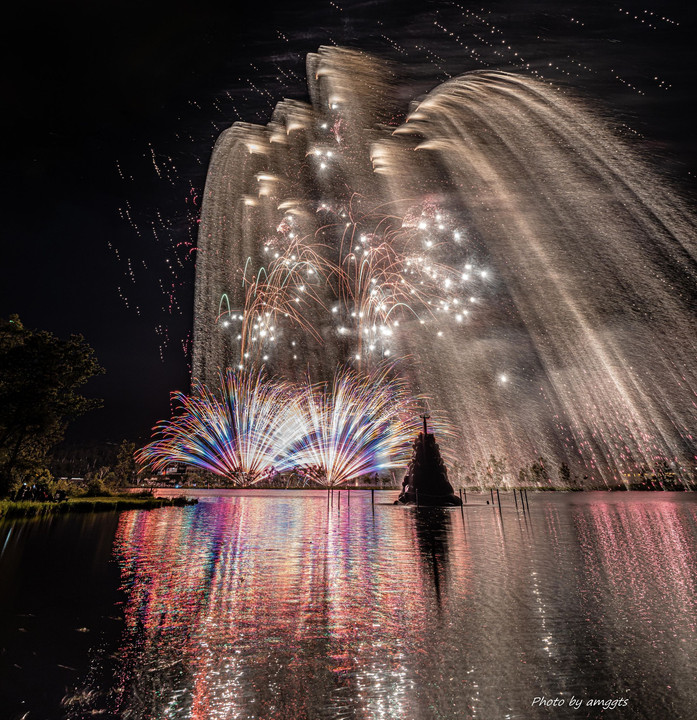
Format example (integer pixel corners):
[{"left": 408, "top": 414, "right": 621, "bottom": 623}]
[
  {"left": 416, "top": 489, "right": 420, "bottom": 507},
  {"left": 459, "top": 488, "right": 463, "bottom": 504},
  {"left": 513, "top": 488, "right": 519, "bottom": 510},
  {"left": 525, "top": 488, "right": 531, "bottom": 512},
  {"left": 347, "top": 487, "right": 350, "bottom": 505},
  {"left": 371, "top": 488, "right": 374, "bottom": 506},
  {"left": 490, "top": 488, "right": 494, "bottom": 505},
  {"left": 463, "top": 487, "right": 467, "bottom": 504},
  {"left": 496, "top": 488, "right": 502, "bottom": 512},
  {"left": 338, "top": 489, "right": 341, "bottom": 509}
]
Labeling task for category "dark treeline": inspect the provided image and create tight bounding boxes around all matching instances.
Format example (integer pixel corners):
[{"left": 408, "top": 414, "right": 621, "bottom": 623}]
[
  {"left": 450, "top": 454, "right": 695, "bottom": 491},
  {"left": 49, "top": 441, "right": 132, "bottom": 479},
  {"left": 0, "top": 315, "right": 103, "bottom": 497}
]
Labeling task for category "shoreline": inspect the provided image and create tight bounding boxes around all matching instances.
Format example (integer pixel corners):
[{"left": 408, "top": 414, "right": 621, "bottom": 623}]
[
  {"left": 3, "top": 487, "right": 691, "bottom": 519},
  {"left": 142, "top": 485, "right": 693, "bottom": 492},
  {"left": 0, "top": 495, "right": 196, "bottom": 519}
]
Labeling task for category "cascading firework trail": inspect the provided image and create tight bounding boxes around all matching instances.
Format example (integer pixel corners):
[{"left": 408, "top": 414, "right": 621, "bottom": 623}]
[{"left": 193, "top": 46, "right": 697, "bottom": 486}]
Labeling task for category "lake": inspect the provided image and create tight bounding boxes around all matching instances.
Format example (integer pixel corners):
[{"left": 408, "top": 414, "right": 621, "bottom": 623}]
[{"left": 1, "top": 490, "right": 696, "bottom": 719}]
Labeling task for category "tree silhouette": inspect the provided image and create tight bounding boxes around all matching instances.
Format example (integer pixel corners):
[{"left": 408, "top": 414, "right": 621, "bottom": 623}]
[{"left": 0, "top": 316, "right": 103, "bottom": 496}]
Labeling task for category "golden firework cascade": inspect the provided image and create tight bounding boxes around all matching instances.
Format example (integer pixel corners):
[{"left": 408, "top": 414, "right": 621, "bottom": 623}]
[{"left": 193, "top": 46, "right": 697, "bottom": 487}]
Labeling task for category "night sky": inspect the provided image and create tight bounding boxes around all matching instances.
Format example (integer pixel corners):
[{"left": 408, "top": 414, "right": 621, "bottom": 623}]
[{"left": 2, "top": 0, "right": 695, "bottom": 445}]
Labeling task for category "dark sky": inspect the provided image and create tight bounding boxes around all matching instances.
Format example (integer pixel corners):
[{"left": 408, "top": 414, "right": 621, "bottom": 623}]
[{"left": 1, "top": 0, "right": 695, "bottom": 445}]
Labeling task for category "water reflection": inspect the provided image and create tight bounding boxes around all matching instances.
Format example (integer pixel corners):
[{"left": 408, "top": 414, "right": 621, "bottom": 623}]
[
  {"left": 412, "top": 507, "right": 452, "bottom": 609},
  {"left": 49, "top": 491, "right": 697, "bottom": 720},
  {"left": 107, "top": 493, "right": 438, "bottom": 719},
  {"left": 0, "top": 513, "right": 123, "bottom": 720},
  {"left": 573, "top": 498, "right": 697, "bottom": 716}
]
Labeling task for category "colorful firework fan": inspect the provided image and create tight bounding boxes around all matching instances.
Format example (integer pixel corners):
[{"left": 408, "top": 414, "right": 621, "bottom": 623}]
[
  {"left": 281, "top": 364, "right": 444, "bottom": 486},
  {"left": 137, "top": 367, "right": 303, "bottom": 485}
]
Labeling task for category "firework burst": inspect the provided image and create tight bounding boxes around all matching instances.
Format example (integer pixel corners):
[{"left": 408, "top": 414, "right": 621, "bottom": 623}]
[
  {"left": 335, "top": 201, "right": 467, "bottom": 362},
  {"left": 281, "top": 364, "right": 444, "bottom": 486},
  {"left": 138, "top": 364, "right": 449, "bottom": 487},
  {"left": 238, "top": 235, "right": 335, "bottom": 359},
  {"left": 137, "top": 367, "right": 303, "bottom": 485}
]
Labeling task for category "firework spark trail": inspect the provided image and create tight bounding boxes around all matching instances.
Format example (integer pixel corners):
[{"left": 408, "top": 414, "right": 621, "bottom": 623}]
[
  {"left": 137, "top": 368, "right": 303, "bottom": 484},
  {"left": 280, "top": 365, "right": 445, "bottom": 486},
  {"left": 235, "top": 194, "right": 479, "bottom": 368},
  {"left": 340, "top": 206, "right": 468, "bottom": 329},
  {"left": 237, "top": 235, "right": 337, "bottom": 360},
  {"left": 138, "top": 365, "right": 445, "bottom": 486}
]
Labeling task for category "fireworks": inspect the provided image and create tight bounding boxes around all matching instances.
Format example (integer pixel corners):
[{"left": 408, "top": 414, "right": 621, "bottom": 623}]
[
  {"left": 334, "top": 200, "right": 471, "bottom": 360},
  {"left": 139, "top": 365, "right": 444, "bottom": 486},
  {"left": 209, "top": 195, "right": 483, "bottom": 372},
  {"left": 192, "top": 47, "right": 697, "bottom": 487},
  {"left": 281, "top": 365, "right": 435, "bottom": 486},
  {"left": 237, "top": 233, "right": 336, "bottom": 358},
  {"left": 137, "top": 367, "right": 303, "bottom": 485}
]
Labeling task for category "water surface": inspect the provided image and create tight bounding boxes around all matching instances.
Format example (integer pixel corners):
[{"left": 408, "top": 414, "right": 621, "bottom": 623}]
[{"left": 1, "top": 491, "right": 696, "bottom": 719}]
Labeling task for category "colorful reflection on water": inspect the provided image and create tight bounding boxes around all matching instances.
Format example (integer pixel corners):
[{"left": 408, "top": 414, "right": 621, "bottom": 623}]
[
  {"left": 110, "top": 492, "right": 472, "bottom": 719},
  {"left": 2, "top": 492, "right": 696, "bottom": 719},
  {"left": 100, "top": 491, "right": 697, "bottom": 719}
]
